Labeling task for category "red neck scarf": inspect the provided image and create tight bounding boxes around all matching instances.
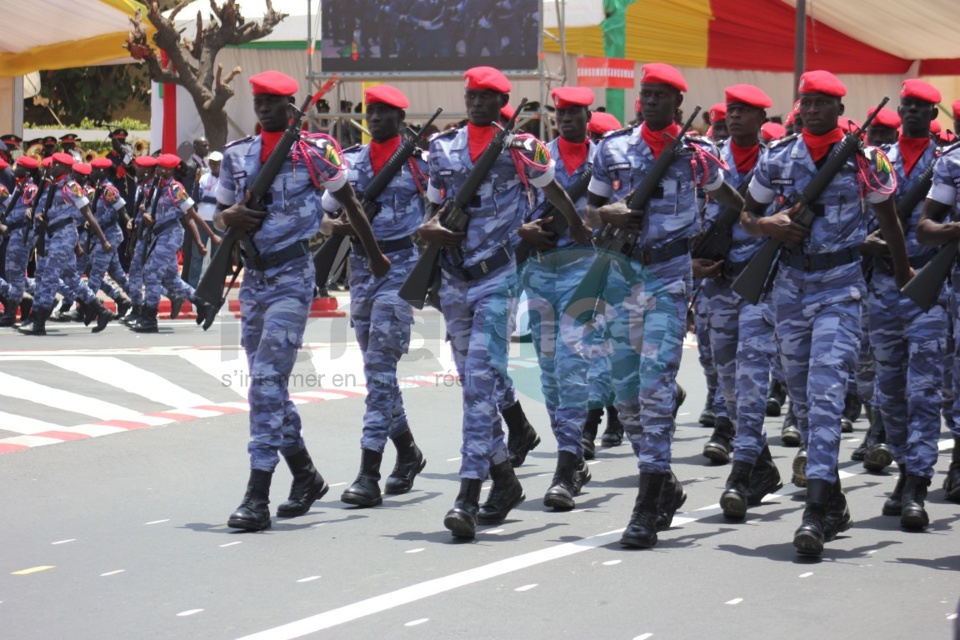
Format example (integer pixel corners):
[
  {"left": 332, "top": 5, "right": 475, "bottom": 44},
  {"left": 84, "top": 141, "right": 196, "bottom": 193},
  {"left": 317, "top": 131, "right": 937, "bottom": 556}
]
[
  {"left": 369, "top": 135, "right": 401, "bottom": 175},
  {"left": 898, "top": 134, "right": 929, "bottom": 177},
  {"left": 640, "top": 122, "right": 683, "bottom": 160},
  {"left": 801, "top": 127, "right": 844, "bottom": 164},
  {"left": 729, "top": 140, "right": 760, "bottom": 175},
  {"left": 259, "top": 130, "right": 284, "bottom": 163},
  {"left": 557, "top": 137, "right": 589, "bottom": 175},
  {"left": 467, "top": 123, "right": 495, "bottom": 163}
]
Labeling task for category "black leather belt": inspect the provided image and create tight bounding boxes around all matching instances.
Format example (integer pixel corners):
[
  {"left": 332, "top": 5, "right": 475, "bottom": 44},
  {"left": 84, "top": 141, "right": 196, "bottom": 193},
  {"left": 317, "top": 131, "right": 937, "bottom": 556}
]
[
  {"left": 45, "top": 216, "right": 73, "bottom": 236},
  {"left": 633, "top": 238, "right": 690, "bottom": 266},
  {"left": 351, "top": 236, "right": 414, "bottom": 258},
  {"left": 780, "top": 246, "right": 860, "bottom": 272},
  {"left": 151, "top": 217, "right": 181, "bottom": 236},
  {"left": 243, "top": 239, "right": 310, "bottom": 271},
  {"left": 5, "top": 219, "right": 27, "bottom": 232},
  {"left": 443, "top": 245, "right": 513, "bottom": 282}
]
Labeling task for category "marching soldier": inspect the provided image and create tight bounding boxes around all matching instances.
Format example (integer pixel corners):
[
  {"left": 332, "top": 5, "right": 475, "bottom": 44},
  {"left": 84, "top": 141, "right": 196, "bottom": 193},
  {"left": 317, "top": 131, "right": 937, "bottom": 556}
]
[
  {"left": 122, "top": 155, "right": 158, "bottom": 327},
  {"left": 84, "top": 157, "right": 133, "bottom": 318},
  {"left": 0, "top": 155, "right": 40, "bottom": 327},
  {"left": 319, "top": 85, "right": 428, "bottom": 508}
]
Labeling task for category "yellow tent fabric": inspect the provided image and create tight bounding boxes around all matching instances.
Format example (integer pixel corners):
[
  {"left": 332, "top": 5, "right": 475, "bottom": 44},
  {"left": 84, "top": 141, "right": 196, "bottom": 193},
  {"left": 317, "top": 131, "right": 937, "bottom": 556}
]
[{"left": 0, "top": 0, "right": 147, "bottom": 77}]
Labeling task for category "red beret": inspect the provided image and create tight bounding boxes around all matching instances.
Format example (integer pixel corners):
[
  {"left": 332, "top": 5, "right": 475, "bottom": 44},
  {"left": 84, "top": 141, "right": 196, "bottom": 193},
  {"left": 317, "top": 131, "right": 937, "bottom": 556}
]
[
  {"left": 785, "top": 111, "right": 797, "bottom": 126},
  {"left": 952, "top": 99, "right": 960, "bottom": 120},
  {"left": 938, "top": 130, "right": 957, "bottom": 144},
  {"left": 931, "top": 120, "right": 942, "bottom": 134},
  {"left": 838, "top": 116, "right": 861, "bottom": 132},
  {"left": 587, "top": 111, "right": 622, "bottom": 136},
  {"left": 870, "top": 108, "right": 901, "bottom": 130},
  {"left": 16, "top": 156, "right": 39, "bottom": 170},
  {"left": 59, "top": 134, "right": 80, "bottom": 143},
  {"left": 91, "top": 158, "right": 113, "bottom": 170},
  {"left": 0, "top": 158, "right": 7, "bottom": 170},
  {"left": 551, "top": 86, "right": 594, "bottom": 109},
  {"left": 157, "top": 153, "right": 181, "bottom": 169},
  {"left": 464, "top": 66, "right": 511, "bottom": 93},
  {"left": 52, "top": 152, "right": 75, "bottom": 166},
  {"left": 900, "top": 79, "right": 941, "bottom": 105},
  {"left": 500, "top": 104, "right": 515, "bottom": 120},
  {"left": 364, "top": 84, "right": 409, "bottom": 109},
  {"left": 41, "top": 157, "right": 53, "bottom": 168},
  {"left": 72, "top": 163, "right": 92, "bottom": 176},
  {"left": 709, "top": 103, "right": 727, "bottom": 123},
  {"left": 798, "top": 70, "right": 846, "bottom": 97},
  {"left": 761, "top": 122, "right": 787, "bottom": 141},
  {"left": 249, "top": 70, "right": 299, "bottom": 97},
  {"left": 639, "top": 63, "right": 687, "bottom": 92},
  {"left": 135, "top": 155, "right": 157, "bottom": 168},
  {"left": 725, "top": 84, "right": 773, "bottom": 109}
]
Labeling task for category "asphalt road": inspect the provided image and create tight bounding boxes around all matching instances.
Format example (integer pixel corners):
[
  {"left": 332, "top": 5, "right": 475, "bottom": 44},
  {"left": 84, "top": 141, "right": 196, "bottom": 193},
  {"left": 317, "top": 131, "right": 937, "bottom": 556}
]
[{"left": 1, "top": 307, "right": 958, "bottom": 640}]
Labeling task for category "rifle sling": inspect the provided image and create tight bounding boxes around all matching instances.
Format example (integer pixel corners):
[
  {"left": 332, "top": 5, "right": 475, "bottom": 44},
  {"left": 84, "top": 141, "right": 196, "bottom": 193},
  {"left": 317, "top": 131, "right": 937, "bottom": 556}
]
[{"left": 350, "top": 236, "right": 414, "bottom": 258}]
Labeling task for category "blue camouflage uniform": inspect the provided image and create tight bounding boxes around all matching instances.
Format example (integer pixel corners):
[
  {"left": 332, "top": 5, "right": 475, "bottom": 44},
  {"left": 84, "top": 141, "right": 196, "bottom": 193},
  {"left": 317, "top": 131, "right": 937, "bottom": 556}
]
[
  {"left": 84, "top": 179, "right": 130, "bottom": 296},
  {"left": 142, "top": 178, "right": 198, "bottom": 309},
  {"left": 126, "top": 180, "right": 155, "bottom": 307},
  {"left": 32, "top": 176, "right": 102, "bottom": 310},
  {"left": 321, "top": 142, "right": 426, "bottom": 453},
  {"left": 926, "top": 142, "right": 960, "bottom": 441},
  {"left": 3, "top": 179, "right": 39, "bottom": 305},
  {"left": 218, "top": 132, "right": 348, "bottom": 472},
  {"left": 587, "top": 125, "right": 723, "bottom": 473},
  {"left": 518, "top": 137, "right": 596, "bottom": 456},
  {"left": 701, "top": 141, "right": 778, "bottom": 464},
  {"left": 749, "top": 134, "right": 894, "bottom": 484},
  {"left": 427, "top": 126, "right": 556, "bottom": 480}
]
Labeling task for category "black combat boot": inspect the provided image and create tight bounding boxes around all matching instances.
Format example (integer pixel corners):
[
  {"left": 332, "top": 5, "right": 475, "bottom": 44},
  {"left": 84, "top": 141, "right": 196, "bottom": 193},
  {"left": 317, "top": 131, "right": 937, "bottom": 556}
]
[
  {"left": 503, "top": 401, "right": 540, "bottom": 467},
  {"left": 943, "top": 438, "right": 960, "bottom": 503},
  {"left": 17, "top": 306, "right": 51, "bottom": 336},
  {"left": 621, "top": 472, "right": 667, "bottom": 548},
  {"left": 699, "top": 391, "right": 716, "bottom": 427},
  {"left": 573, "top": 456, "right": 592, "bottom": 494},
  {"left": 62, "top": 303, "right": 83, "bottom": 323},
  {"left": 746, "top": 444, "right": 783, "bottom": 505},
  {"left": 765, "top": 378, "right": 787, "bottom": 417},
  {"left": 227, "top": 469, "right": 273, "bottom": 531},
  {"left": 50, "top": 299, "right": 75, "bottom": 323},
  {"left": 0, "top": 302, "right": 17, "bottom": 327},
  {"left": 80, "top": 299, "right": 115, "bottom": 333},
  {"left": 861, "top": 407, "right": 892, "bottom": 472},
  {"left": 793, "top": 479, "right": 831, "bottom": 557},
  {"left": 781, "top": 402, "right": 801, "bottom": 447},
  {"left": 543, "top": 451, "right": 581, "bottom": 511},
  {"left": 674, "top": 383, "right": 686, "bottom": 419},
  {"left": 703, "top": 416, "right": 735, "bottom": 464},
  {"left": 18, "top": 296, "right": 32, "bottom": 325},
  {"left": 792, "top": 443, "right": 808, "bottom": 487},
  {"left": 600, "top": 406, "right": 624, "bottom": 446},
  {"left": 341, "top": 449, "right": 383, "bottom": 508},
  {"left": 477, "top": 460, "right": 525, "bottom": 524},
  {"left": 122, "top": 303, "right": 142, "bottom": 326},
  {"left": 443, "top": 478, "right": 483, "bottom": 539},
  {"left": 900, "top": 474, "right": 930, "bottom": 530},
  {"left": 882, "top": 464, "right": 907, "bottom": 516},
  {"left": 823, "top": 476, "right": 852, "bottom": 541},
  {"left": 132, "top": 306, "right": 158, "bottom": 333},
  {"left": 115, "top": 297, "right": 132, "bottom": 320},
  {"left": 852, "top": 404, "right": 880, "bottom": 461},
  {"left": 385, "top": 429, "right": 426, "bottom": 494},
  {"left": 720, "top": 460, "right": 753, "bottom": 520},
  {"left": 169, "top": 296, "right": 184, "bottom": 320},
  {"left": 276, "top": 448, "right": 329, "bottom": 517},
  {"left": 581, "top": 408, "right": 602, "bottom": 461},
  {"left": 840, "top": 391, "right": 861, "bottom": 433},
  {"left": 656, "top": 470, "right": 687, "bottom": 531}
]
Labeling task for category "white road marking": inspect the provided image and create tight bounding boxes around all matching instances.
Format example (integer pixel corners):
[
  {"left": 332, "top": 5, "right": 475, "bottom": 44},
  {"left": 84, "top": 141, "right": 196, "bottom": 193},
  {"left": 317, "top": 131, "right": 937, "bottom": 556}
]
[
  {"left": 220, "top": 542, "right": 242, "bottom": 548},
  {"left": 514, "top": 584, "right": 538, "bottom": 592},
  {"left": 0, "top": 371, "right": 142, "bottom": 420},
  {"left": 51, "top": 539, "right": 75, "bottom": 545},
  {"left": 633, "top": 634, "right": 654, "bottom": 640},
  {"left": 404, "top": 618, "right": 429, "bottom": 627},
  {"left": 100, "top": 570, "right": 125, "bottom": 577},
  {"left": 484, "top": 529, "right": 504, "bottom": 534},
  {"left": 176, "top": 350, "right": 249, "bottom": 399},
  {"left": 0, "top": 411, "right": 65, "bottom": 435},
  {"left": 330, "top": 483, "right": 347, "bottom": 487},
  {"left": 948, "top": 613, "right": 958, "bottom": 620},
  {"left": 725, "top": 598, "right": 743, "bottom": 605},
  {"left": 405, "top": 548, "right": 424, "bottom": 554},
  {"left": 799, "top": 572, "right": 813, "bottom": 578},
  {"left": 446, "top": 457, "right": 460, "bottom": 462},
  {"left": 297, "top": 576, "right": 321, "bottom": 583},
  {"left": 603, "top": 560, "right": 621, "bottom": 566},
  {"left": 177, "top": 609, "right": 204, "bottom": 617},
  {"left": 145, "top": 519, "right": 169, "bottom": 525}
]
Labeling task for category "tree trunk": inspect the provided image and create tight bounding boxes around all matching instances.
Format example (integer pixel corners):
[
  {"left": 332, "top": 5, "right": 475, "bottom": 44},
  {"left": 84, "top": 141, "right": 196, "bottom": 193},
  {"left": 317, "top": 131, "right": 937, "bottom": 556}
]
[{"left": 198, "top": 108, "right": 231, "bottom": 151}]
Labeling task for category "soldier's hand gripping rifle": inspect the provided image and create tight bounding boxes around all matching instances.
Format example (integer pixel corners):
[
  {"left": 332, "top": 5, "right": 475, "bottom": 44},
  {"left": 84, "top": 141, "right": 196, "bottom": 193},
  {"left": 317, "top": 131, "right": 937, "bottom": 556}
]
[
  {"left": 897, "top": 140, "right": 960, "bottom": 312},
  {"left": 568, "top": 106, "right": 701, "bottom": 316},
  {"left": 398, "top": 98, "right": 528, "bottom": 309},
  {"left": 22, "top": 177, "right": 50, "bottom": 245},
  {"left": 691, "top": 170, "right": 754, "bottom": 263},
  {"left": 138, "top": 177, "right": 163, "bottom": 265},
  {"left": 196, "top": 77, "right": 390, "bottom": 314},
  {"left": 731, "top": 97, "right": 890, "bottom": 304},
  {"left": 125, "top": 181, "right": 150, "bottom": 261},
  {"left": 83, "top": 181, "right": 106, "bottom": 257},
  {"left": 314, "top": 107, "right": 443, "bottom": 285},
  {"left": 514, "top": 166, "right": 594, "bottom": 265}
]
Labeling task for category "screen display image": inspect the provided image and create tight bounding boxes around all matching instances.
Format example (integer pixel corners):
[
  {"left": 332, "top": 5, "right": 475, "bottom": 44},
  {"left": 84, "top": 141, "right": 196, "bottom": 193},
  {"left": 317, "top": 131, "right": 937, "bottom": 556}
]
[{"left": 321, "top": 0, "right": 541, "bottom": 74}]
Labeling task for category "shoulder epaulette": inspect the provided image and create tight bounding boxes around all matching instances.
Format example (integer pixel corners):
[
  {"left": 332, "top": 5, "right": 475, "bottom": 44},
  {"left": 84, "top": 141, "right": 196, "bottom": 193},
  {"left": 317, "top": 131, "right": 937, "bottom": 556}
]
[
  {"left": 767, "top": 133, "right": 799, "bottom": 149},
  {"left": 342, "top": 143, "right": 363, "bottom": 154},
  {"left": 430, "top": 128, "right": 460, "bottom": 142},
  {"left": 602, "top": 125, "right": 636, "bottom": 139},
  {"left": 224, "top": 135, "right": 255, "bottom": 150},
  {"left": 939, "top": 139, "right": 960, "bottom": 156}
]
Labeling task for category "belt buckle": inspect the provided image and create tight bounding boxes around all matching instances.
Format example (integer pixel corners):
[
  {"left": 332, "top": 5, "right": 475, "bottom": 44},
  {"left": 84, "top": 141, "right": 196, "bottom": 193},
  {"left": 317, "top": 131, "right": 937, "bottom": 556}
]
[{"left": 480, "top": 259, "right": 489, "bottom": 275}]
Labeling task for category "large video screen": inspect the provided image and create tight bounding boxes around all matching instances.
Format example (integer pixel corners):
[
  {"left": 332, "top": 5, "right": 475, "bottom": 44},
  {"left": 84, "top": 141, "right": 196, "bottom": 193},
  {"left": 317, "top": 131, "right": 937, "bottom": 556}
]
[{"left": 321, "top": 0, "right": 541, "bottom": 74}]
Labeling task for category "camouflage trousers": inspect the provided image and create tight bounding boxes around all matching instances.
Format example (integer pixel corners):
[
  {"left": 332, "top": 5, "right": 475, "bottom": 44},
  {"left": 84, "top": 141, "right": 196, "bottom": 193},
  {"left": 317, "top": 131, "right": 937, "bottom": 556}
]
[
  {"left": 693, "top": 278, "right": 726, "bottom": 419},
  {"left": 4, "top": 230, "right": 37, "bottom": 303},
  {"left": 143, "top": 228, "right": 195, "bottom": 308},
  {"left": 240, "top": 256, "right": 314, "bottom": 472},
  {"left": 869, "top": 273, "right": 945, "bottom": 478},
  {"left": 34, "top": 229, "right": 98, "bottom": 310},
  {"left": 702, "top": 278, "right": 777, "bottom": 464},
  {"left": 84, "top": 225, "right": 129, "bottom": 298}
]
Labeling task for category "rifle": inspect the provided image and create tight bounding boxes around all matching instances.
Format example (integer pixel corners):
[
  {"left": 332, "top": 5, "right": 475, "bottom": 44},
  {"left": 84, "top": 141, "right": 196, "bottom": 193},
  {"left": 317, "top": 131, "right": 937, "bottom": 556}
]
[
  {"left": 33, "top": 177, "right": 58, "bottom": 258},
  {"left": 84, "top": 181, "right": 105, "bottom": 257},
  {"left": 1, "top": 182, "right": 23, "bottom": 226},
  {"left": 568, "top": 107, "right": 701, "bottom": 316},
  {"left": 514, "top": 166, "right": 593, "bottom": 265},
  {"left": 314, "top": 107, "right": 442, "bottom": 285},
  {"left": 139, "top": 178, "right": 163, "bottom": 265},
  {"left": 125, "top": 181, "right": 150, "bottom": 261},
  {"left": 731, "top": 97, "right": 890, "bottom": 304},
  {"left": 690, "top": 170, "right": 754, "bottom": 263},
  {"left": 398, "top": 98, "right": 528, "bottom": 309},
  {"left": 196, "top": 77, "right": 390, "bottom": 320},
  {"left": 23, "top": 178, "right": 50, "bottom": 245},
  {"left": 899, "top": 141, "right": 960, "bottom": 311}
]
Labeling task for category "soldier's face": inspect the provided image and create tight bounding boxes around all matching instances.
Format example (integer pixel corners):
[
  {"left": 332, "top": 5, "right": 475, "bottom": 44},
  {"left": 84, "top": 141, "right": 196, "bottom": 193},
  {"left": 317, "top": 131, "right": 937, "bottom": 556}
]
[
  {"left": 255, "top": 94, "right": 293, "bottom": 132},
  {"left": 726, "top": 104, "right": 764, "bottom": 141},
  {"left": 797, "top": 93, "right": 843, "bottom": 135},
  {"left": 135, "top": 166, "right": 154, "bottom": 181},
  {"left": 867, "top": 125, "right": 898, "bottom": 146},
  {"left": 366, "top": 103, "right": 403, "bottom": 142},
  {"left": 556, "top": 106, "right": 589, "bottom": 143},
  {"left": 898, "top": 97, "right": 937, "bottom": 139},
  {"left": 710, "top": 119, "right": 729, "bottom": 140},
  {"left": 638, "top": 84, "right": 682, "bottom": 130},
  {"left": 464, "top": 89, "right": 507, "bottom": 127},
  {"left": 156, "top": 166, "right": 174, "bottom": 180}
]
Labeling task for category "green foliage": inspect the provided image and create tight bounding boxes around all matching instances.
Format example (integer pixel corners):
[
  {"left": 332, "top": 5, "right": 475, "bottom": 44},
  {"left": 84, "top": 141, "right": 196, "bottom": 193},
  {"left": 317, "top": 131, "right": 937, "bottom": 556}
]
[
  {"left": 23, "top": 117, "right": 149, "bottom": 131},
  {"left": 24, "top": 66, "right": 150, "bottom": 127}
]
